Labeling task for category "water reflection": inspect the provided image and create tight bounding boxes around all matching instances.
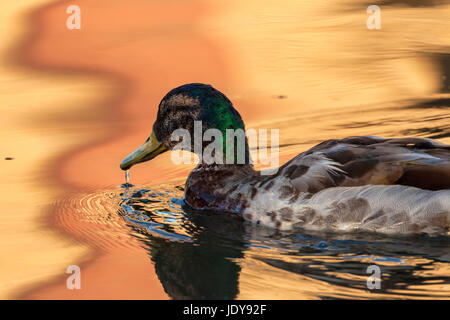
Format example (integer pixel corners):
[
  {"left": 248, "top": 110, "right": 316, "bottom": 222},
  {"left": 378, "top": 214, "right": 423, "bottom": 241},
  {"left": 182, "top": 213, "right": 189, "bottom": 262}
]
[
  {"left": 118, "top": 184, "right": 450, "bottom": 299},
  {"left": 119, "top": 186, "right": 246, "bottom": 299}
]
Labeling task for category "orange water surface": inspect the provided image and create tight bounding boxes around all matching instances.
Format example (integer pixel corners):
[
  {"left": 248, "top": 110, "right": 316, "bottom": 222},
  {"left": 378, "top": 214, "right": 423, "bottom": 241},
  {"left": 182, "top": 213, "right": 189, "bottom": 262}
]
[{"left": 0, "top": 0, "right": 449, "bottom": 299}]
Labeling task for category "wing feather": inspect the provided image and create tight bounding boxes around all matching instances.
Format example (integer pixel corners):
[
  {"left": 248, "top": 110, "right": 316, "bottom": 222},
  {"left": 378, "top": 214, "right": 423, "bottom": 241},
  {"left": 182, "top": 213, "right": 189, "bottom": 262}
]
[{"left": 278, "top": 136, "right": 450, "bottom": 192}]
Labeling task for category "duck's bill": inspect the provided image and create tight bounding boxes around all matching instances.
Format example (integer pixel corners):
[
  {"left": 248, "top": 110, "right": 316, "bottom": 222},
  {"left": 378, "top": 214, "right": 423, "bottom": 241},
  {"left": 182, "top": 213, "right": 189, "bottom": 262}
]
[{"left": 120, "top": 131, "right": 168, "bottom": 170}]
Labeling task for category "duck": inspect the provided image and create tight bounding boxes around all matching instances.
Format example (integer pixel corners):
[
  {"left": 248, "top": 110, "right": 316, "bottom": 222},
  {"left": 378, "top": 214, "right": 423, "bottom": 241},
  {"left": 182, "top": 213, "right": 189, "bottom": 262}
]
[{"left": 120, "top": 83, "right": 450, "bottom": 235}]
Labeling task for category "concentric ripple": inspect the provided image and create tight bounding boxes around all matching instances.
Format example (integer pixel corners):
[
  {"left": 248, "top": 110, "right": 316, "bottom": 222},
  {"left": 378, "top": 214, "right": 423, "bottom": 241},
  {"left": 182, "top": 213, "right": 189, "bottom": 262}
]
[{"left": 118, "top": 185, "right": 194, "bottom": 243}]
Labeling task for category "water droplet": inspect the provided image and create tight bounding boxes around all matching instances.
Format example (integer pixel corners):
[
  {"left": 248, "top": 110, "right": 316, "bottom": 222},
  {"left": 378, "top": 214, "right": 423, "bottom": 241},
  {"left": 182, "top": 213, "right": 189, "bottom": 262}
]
[
  {"left": 121, "top": 169, "right": 134, "bottom": 188},
  {"left": 125, "top": 170, "right": 130, "bottom": 184}
]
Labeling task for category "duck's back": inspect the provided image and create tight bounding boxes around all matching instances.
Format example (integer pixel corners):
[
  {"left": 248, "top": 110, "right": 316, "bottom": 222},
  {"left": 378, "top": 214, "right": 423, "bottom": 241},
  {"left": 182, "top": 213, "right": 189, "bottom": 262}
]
[
  {"left": 276, "top": 136, "right": 450, "bottom": 192},
  {"left": 246, "top": 136, "right": 450, "bottom": 234}
]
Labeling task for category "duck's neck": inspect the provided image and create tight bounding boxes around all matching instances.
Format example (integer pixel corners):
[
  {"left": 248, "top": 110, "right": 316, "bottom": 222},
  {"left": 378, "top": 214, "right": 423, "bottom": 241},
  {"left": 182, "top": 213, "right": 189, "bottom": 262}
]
[
  {"left": 185, "top": 162, "right": 257, "bottom": 213},
  {"left": 194, "top": 162, "right": 255, "bottom": 174}
]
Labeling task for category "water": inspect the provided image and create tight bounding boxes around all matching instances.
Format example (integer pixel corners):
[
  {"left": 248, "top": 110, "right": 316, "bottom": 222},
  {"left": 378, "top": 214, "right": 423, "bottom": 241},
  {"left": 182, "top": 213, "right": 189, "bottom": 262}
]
[
  {"left": 7, "top": 0, "right": 449, "bottom": 299},
  {"left": 113, "top": 183, "right": 450, "bottom": 299}
]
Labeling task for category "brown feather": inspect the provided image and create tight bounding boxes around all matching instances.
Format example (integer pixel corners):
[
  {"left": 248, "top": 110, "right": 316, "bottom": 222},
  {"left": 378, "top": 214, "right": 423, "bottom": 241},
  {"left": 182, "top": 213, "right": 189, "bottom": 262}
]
[{"left": 306, "top": 136, "right": 450, "bottom": 190}]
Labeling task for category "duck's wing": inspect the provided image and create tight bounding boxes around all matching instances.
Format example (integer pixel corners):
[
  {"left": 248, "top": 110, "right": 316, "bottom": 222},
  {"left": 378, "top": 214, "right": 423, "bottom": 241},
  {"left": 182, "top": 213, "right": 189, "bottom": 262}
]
[{"left": 277, "top": 136, "right": 450, "bottom": 192}]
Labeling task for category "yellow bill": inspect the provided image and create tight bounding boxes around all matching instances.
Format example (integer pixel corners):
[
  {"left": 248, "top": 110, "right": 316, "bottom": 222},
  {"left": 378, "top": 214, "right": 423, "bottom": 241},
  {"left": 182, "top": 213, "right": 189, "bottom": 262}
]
[{"left": 120, "top": 131, "right": 168, "bottom": 170}]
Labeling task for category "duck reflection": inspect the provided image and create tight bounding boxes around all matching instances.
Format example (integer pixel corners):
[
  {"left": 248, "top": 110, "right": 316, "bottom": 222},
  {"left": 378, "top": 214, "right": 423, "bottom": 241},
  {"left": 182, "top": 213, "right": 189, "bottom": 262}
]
[
  {"left": 143, "top": 212, "right": 247, "bottom": 299},
  {"left": 119, "top": 186, "right": 247, "bottom": 299},
  {"left": 118, "top": 186, "right": 450, "bottom": 299}
]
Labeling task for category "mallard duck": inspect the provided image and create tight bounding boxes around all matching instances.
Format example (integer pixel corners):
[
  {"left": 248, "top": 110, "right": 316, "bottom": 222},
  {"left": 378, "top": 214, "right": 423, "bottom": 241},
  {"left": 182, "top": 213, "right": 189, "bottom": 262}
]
[{"left": 121, "top": 83, "right": 450, "bottom": 235}]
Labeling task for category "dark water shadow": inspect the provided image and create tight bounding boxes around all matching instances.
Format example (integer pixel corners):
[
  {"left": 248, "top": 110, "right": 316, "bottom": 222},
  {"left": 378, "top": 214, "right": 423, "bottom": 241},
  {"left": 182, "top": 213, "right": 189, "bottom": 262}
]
[
  {"left": 435, "top": 53, "right": 450, "bottom": 93},
  {"left": 400, "top": 127, "right": 450, "bottom": 139},
  {"left": 378, "top": 0, "right": 449, "bottom": 7},
  {"left": 407, "top": 98, "right": 450, "bottom": 109},
  {"left": 360, "top": 0, "right": 450, "bottom": 8},
  {"left": 134, "top": 208, "right": 246, "bottom": 300},
  {"left": 253, "top": 231, "right": 450, "bottom": 298}
]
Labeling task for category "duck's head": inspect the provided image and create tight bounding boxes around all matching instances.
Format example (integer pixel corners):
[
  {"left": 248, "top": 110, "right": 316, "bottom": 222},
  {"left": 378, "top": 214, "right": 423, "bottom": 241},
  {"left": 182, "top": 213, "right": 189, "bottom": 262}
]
[{"left": 120, "top": 83, "right": 249, "bottom": 171}]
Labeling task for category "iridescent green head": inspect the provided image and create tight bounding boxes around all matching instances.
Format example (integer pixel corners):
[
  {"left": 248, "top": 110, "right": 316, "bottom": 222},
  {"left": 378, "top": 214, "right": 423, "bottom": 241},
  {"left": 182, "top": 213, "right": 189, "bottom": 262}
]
[{"left": 120, "top": 83, "right": 250, "bottom": 170}]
